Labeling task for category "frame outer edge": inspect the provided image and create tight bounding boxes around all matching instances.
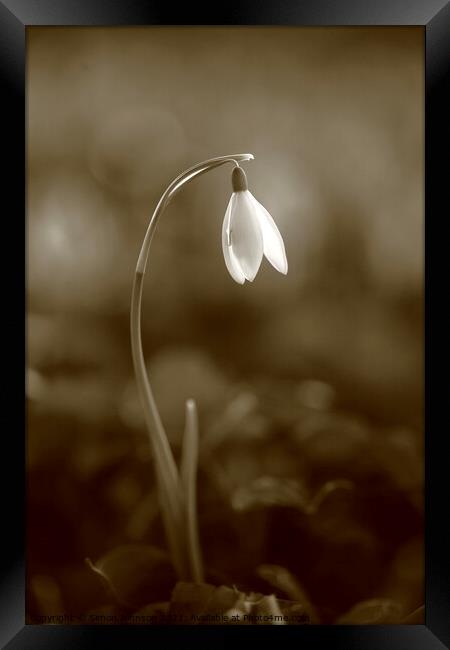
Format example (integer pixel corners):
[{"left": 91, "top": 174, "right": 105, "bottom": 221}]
[
  {"left": 0, "top": 0, "right": 26, "bottom": 647},
  {"left": 425, "top": 1, "right": 450, "bottom": 647}
]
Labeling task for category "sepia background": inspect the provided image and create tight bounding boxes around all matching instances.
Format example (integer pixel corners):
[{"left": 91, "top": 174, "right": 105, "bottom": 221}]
[{"left": 27, "top": 27, "right": 423, "bottom": 624}]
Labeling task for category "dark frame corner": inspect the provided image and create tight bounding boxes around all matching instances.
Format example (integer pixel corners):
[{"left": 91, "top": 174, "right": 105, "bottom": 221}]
[{"left": 1, "top": 0, "right": 449, "bottom": 647}]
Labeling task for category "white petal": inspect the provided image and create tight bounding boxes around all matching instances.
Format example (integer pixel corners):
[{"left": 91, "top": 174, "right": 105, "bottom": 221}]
[
  {"left": 229, "top": 191, "right": 263, "bottom": 281},
  {"left": 249, "top": 193, "right": 288, "bottom": 275},
  {"left": 222, "top": 195, "right": 246, "bottom": 284}
]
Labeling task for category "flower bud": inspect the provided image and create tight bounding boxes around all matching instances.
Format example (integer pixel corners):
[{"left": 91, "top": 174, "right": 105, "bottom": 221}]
[{"left": 231, "top": 166, "right": 248, "bottom": 192}]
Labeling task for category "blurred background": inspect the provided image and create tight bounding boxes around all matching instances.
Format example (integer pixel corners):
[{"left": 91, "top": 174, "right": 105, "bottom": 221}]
[{"left": 27, "top": 27, "right": 423, "bottom": 624}]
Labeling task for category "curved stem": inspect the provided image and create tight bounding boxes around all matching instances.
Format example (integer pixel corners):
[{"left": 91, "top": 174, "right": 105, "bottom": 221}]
[
  {"left": 136, "top": 154, "right": 254, "bottom": 274},
  {"left": 130, "top": 153, "right": 254, "bottom": 581},
  {"left": 131, "top": 273, "right": 187, "bottom": 578}
]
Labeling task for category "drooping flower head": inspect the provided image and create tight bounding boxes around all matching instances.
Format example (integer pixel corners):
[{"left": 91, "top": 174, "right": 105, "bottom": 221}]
[{"left": 222, "top": 166, "right": 288, "bottom": 284}]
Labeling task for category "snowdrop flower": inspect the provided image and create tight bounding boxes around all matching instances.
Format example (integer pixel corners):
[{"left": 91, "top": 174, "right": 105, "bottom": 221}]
[
  {"left": 222, "top": 166, "right": 288, "bottom": 284},
  {"left": 131, "top": 153, "right": 284, "bottom": 585}
]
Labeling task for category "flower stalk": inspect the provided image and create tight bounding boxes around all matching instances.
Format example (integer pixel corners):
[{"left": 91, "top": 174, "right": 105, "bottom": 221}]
[{"left": 130, "top": 153, "right": 255, "bottom": 583}]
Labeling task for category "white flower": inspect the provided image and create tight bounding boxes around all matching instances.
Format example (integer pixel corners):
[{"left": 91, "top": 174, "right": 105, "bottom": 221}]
[{"left": 222, "top": 166, "right": 288, "bottom": 284}]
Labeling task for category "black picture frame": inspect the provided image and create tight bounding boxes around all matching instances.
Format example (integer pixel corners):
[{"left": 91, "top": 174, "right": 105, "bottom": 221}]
[{"left": 1, "top": 0, "right": 449, "bottom": 647}]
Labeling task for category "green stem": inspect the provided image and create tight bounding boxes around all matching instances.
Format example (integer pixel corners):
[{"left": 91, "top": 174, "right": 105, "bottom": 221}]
[
  {"left": 181, "top": 399, "right": 203, "bottom": 582},
  {"left": 130, "top": 153, "right": 254, "bottom": 581},
  {"left": 130, "top": 272, "right": 187, "bottom": 579}
]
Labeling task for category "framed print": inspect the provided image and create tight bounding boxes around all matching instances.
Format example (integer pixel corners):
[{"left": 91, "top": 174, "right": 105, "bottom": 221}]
[{"left": 1, "top": 0, "right": 449, "bottom": 647}]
